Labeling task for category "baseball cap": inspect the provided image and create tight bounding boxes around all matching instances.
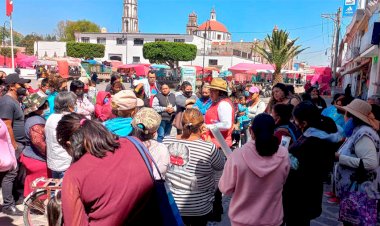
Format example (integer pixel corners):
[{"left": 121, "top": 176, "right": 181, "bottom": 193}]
[
  {"left": 111, "top": 90, "right": 144, "bottom": 111},
  {"left": 5, "top": 73, "right": 31, "bottom": 85},
  {"left": 132, "top": 107, "right": 162, "bottom": 134},
  {"left": 249, "top": 86, "right": 260, "bottom": 94}
]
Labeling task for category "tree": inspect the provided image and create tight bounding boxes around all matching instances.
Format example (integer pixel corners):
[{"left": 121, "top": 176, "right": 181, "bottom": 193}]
[
  {"left": 18, "top": 34, "right": 43, "bottom": 55},
  {"left": 143, "top": 42, "right": 197, "bottom": 69},
  {"left": 254, "top": 29, "right": 307, "bottom": 84},
  {"left": 66, "top": 42, "right": 105, "bottom": 58},
  {"left": 56, "top": 20, "right": 100, "bottom": 41},
  {"left": 0, "top": 47, "right": 16, "bottom": 58}
]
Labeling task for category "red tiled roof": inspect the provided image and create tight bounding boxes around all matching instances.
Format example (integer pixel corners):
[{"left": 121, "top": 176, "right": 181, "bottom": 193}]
[{"left": 198, "top": 20, "right": 229, "bottom": 33}]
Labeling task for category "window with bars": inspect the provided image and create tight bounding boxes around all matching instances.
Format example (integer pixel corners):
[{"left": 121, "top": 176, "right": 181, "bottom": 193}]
[
  {"left": 81, "top": 37, "right": 90, "bottom": 43},
  {"left": 134, "top": 38, "right": 144, "bottom": 45}
]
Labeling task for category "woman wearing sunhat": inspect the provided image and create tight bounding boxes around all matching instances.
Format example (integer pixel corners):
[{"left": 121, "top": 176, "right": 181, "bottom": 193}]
[
  {"left": 204, "top": 78, "right": 235, "bottom": 148},
  {"left": 20, "top": 93, "right": 50, "bottom": 197},
  {"left": 335, "top": 99, "right": 380, "bottom": 226}
]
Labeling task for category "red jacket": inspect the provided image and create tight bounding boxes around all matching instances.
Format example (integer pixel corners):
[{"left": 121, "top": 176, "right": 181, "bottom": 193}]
[{"left": 95, "top": 91, "right": 114, "bottom": 121}]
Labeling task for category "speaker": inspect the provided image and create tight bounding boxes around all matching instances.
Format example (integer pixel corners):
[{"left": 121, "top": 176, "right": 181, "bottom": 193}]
[{"left": 371, "top": 22, "right": 380, "bottom": 45}]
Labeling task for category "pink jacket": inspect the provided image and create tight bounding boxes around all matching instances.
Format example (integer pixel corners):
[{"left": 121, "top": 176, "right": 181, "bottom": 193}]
[{"left": 219, "top": 141, "right": 290, "bottom": 226}]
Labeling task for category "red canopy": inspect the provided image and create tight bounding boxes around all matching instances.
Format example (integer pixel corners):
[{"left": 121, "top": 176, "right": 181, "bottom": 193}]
[{"left": 117, "top": 64, "right": 150, "bottom": 76}]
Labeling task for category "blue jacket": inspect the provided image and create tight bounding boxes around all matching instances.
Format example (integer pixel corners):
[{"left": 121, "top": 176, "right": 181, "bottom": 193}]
[
  {"left": 194, "top": 97, "right": 212, "bottom": 115},
  {"left": 103, "top": 117, "right": 133, "bottom": 137}
]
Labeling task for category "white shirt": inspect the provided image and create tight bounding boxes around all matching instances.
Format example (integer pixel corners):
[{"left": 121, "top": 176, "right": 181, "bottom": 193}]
[
  {"left": 45, "top": 113, "right": 72, "bottom": 172},
  {"left": 206, "top": 100, "right": 233, "bottom": 131}
]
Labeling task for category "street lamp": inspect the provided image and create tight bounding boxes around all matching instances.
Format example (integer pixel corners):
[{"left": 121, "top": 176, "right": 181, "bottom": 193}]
[
  {"left": 121, "top": 33, "right": 128, "bottom": 64},
  {"left": 202, "top": 20, "right": 211, "bottom": 80}
]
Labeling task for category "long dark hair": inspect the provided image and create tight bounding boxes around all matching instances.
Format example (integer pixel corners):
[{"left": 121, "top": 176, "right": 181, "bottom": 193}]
[
  {"left": 56, "top": 113, "right": 120, "bottom": 162},
  {"left": 251, "top": 113, "right": 279, "bottom": 156},
  {"left": 273, "top": 104, "right": 294, "bottom": 126},
  {"left": 293, "top": 101, "right": 337, "bottom": 133}
]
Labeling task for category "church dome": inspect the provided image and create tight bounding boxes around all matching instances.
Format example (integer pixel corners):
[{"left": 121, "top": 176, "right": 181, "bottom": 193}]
[{"left": 198, "top": 20, "right": 229, "bottom": 33}]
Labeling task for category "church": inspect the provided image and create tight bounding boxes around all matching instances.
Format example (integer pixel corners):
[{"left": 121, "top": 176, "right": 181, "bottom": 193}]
[{"left": 38, "top": 0, "right": 285, "bottom": 71}]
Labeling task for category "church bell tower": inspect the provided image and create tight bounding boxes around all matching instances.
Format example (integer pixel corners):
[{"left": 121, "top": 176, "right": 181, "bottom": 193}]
[{"left": 122, "top": 0, "right": 139, "bottom": 33}]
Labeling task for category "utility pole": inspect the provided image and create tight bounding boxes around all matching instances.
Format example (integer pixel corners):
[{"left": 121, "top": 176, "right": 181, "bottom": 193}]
[{"left": 322, "top": 7, "right": 341, "bottom": 93}]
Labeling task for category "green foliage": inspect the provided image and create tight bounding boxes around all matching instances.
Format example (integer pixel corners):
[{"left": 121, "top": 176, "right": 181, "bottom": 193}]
[
  {"left": 18, "top": 34, "right": 43, "bottom": 55},
  {"left": 143, "top": 42, "right": 197, "bottom": 69},
  {"left": 0, "top": 28, "right": 23, "bottom": 46},
  {"left": 57, "top": 20, "right": 100, "bottom": 41},
  {"left": 254, "top": 29, "right": 307, "bottom": 83},
  {"left": 66, "top": 42, "right": 105, "bottom": 58},
  {"left": 0, "top": 47, "right": 16, "bottom": 58}
]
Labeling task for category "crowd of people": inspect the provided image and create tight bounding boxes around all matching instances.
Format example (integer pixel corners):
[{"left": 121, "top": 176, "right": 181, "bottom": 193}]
[{"left": 0, "top": 69, "right": 379, "bottom": 226}]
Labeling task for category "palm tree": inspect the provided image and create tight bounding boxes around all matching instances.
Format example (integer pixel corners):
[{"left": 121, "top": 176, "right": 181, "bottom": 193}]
[{"left": 254, "top": 29, "right": 307, "bottom": 84}]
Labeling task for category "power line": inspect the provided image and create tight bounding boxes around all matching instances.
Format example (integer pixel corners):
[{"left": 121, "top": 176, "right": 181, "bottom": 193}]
[{"left": 229, "top": 23, "right": 321, "bottom": 34}]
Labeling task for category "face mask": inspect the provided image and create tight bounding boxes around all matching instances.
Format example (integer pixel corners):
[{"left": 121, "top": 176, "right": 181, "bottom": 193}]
[
  {"left": 202, "top": 95, "right": 210, "bottom": 99},
  {"left": 103, "top": 97, "right": 109, "bottom": 104},
  {"left": 244, "top": 91, "right": 250, "bottom": 97},
  {"left": 45, "top": 89, "right": 51, "bottom": 95},
  {"left": 42, "top": 108, "right": 50, "bottom": 117},
  {"left": 343, "top": 118, "right": 355, "bottom": 137},
  {"left": 16, "top": 87, "right": 27, "bottom": 97},
  {"left": 184, "top": 91, "right": 192, "bottom": 97},
  {"left": 74, "top": 106, "right": 78, "bottom": 113}
]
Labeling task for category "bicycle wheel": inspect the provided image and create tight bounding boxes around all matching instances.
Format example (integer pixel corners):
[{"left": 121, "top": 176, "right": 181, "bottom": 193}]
[{"left": 23, "top": 189, "right": 49, "bottom": 226}]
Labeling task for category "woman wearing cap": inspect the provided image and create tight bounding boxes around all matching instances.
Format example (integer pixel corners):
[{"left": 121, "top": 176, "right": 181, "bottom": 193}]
[
  {"left": 132, "top": 108, "right": 169, "bottom": 177},
  {"left": 104, "top": 90, "right": 144, "bottom": 137},
  {"left": 283, "top": 102, "right": 342, "bottom": 226},
  {"left": 204, "top": 78, "right": 234, "bottom": 148},
  {"left": 163, "top": 108, "right": 224, "bottom": 225},
  {"left": 219, "top": 114, "right": 290, "bottom": 226},
  {"left": 21, "top": 93, "right": 50, "bottom": 197},
  {"left": 57, "top": 113, "right": 160, "bottom": 225},
  {"left": 334, "top": 99, "right": 380, "bottom": 226},
  {"left": 265, "top": 83, "right": 300, "bottom": 114},
  {"left": 246, "top": 86, "right": 266, "bottom": 120}
]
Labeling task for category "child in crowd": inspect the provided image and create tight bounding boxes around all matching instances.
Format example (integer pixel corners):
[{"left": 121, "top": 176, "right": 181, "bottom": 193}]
[{"left": 237, "top": 96, "right": 250, "bottom": 130}]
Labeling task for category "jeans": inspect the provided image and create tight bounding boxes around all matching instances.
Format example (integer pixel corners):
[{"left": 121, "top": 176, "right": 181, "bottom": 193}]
[
  {"left": 157, "top": 120, "right": 172, "bottom": 142},
  {"left": 51, "top": 171, "right": 65, "bottom": 179},
  {"left": 0, "top": 166, "right": 18, "bottom": 209}
]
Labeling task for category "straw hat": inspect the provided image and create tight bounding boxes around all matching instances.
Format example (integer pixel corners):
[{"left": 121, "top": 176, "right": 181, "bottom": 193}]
[
  {"left": 207, "top": 78, "right": 228, "bottom": 92},
  {"left": 338, "top": 99, "right": 380, "bottom": 130}
]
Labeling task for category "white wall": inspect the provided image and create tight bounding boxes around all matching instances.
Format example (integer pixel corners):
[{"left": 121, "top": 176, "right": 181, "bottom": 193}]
[
  {"left": 179, "top": 55, "right": 255, "bottom": 71},
  {"left": 34, "top": 41, "right": 66, "bottom": 58}
]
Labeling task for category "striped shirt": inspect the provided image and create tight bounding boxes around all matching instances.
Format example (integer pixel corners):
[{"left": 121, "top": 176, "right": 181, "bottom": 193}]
[{"left": 163, "top": 137, "right": 225, "bottom": 216}]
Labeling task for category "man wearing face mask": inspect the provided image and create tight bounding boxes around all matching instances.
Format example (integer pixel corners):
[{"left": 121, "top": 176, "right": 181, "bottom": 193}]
[
  {"left": 194, "top": 85, "right": 212, "bottom": 116},
  {"left": 0, "top": 73, "right": 31, "bottom": 216},
  {"left": 36, "top": 78, "right": 50, "bottom": 98},
  {"left": 70, "top": 80, "right": 94, "bottom": 119},
  {"left": 175, "top": 81, "right": 197, "bottom": 135}
]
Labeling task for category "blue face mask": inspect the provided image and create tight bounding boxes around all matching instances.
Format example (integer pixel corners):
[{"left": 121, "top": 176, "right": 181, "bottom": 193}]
[
  {"left": 74, "top": 106, "right": 78, "bottom": 113},
  {"left": 244, "top": 91, "right": 250, "bottom": 97},
  {"left": 45, "top": 89, "right": 51, "bottom": 95},
  {"left": 42, "top": 108, "right": 50, "bottom": 117},
  {"left": 343, "top": 118, "right": 355, "bottom": 137},
  {"left": 103, "top": 97, "right": 109, "bottom": 104}
]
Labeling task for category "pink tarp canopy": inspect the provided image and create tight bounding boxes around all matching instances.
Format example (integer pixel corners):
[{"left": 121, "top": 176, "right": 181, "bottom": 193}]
[
  {"left": 229, "top": 63, "right": 274, "bottom": 74},
  {"left": 306, "top": 66, "right": 332, "bottom": 95},
  {"left": 117, "top": 64, "right": 150, "bottom": 76},
  {"left": 16, "top": 53, "right": 37, "bottom": 68}
]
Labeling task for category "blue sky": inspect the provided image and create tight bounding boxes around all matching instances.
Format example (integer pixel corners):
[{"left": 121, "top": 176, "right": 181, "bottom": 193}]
[{"left": 1, "top": 0, "right": 352, "bottom": 66}]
